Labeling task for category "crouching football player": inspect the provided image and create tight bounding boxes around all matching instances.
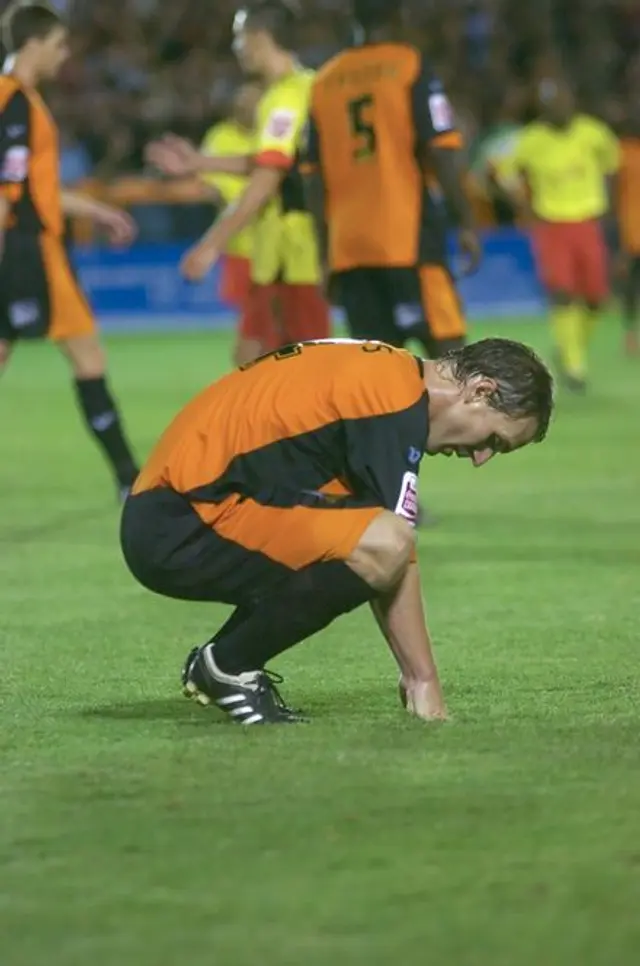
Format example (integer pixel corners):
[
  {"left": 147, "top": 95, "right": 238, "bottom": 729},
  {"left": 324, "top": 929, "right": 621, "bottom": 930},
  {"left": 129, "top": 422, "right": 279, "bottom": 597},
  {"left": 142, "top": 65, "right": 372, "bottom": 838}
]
[{"left": 120, "top": 338, "right": 553, "bottom": 725}]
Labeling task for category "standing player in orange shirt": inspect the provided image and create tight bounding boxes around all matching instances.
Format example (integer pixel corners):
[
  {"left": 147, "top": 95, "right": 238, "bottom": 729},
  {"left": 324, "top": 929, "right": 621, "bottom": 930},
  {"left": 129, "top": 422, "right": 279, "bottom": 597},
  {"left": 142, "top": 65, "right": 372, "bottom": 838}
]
[
  {"left": 616, "top": 108, "right": 640, "bottom": 356},
  {"left": 0, "top": 3, "right": 140, "bottom": 499},
  {"left": 300, "top": 0, "right": 481, "bottom": 359}
]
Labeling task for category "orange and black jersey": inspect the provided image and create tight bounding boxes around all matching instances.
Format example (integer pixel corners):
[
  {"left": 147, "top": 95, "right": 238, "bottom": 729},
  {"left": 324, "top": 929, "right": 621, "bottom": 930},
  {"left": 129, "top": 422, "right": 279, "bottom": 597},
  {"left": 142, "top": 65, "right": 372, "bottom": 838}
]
[
  {"left": 133, "top": 340, "right": 428, "bottom": 526},
  {"left": 301, "top": 43, "right": 462, "bottom": 272},
  {"left": 0, "top": 75, "right": 62, "bottom": 236}
]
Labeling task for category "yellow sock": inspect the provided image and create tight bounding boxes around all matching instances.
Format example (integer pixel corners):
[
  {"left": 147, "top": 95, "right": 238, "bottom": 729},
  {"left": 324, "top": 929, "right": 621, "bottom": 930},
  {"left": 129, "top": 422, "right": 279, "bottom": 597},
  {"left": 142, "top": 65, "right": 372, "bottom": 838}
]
[{"left": 551, "top": 304, "right": 586, "bottom": 377}]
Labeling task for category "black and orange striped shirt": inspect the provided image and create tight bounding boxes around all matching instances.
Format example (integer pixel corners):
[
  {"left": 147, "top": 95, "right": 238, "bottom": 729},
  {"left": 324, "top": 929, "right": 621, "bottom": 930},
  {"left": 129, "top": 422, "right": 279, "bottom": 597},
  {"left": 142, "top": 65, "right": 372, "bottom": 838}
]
[
  {"left": 133, "top": 340, "right": 428, "bottom": 528},
  {"left": 0, "top": 74, "right": 62, "bottom": 236},
  {"left": 301, "top": 43, "right": 463, "bottom": 272}
]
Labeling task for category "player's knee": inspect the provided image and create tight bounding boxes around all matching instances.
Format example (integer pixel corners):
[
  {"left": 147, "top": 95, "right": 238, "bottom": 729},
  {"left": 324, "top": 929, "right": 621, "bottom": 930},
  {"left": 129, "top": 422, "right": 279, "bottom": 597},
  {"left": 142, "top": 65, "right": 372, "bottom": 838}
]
[
  {"left": 59, "top": 334, "right": 106, "bottom": 379},
  {"left": 347, "top": 510, "right": 414, "bottom": 592},
  {"left": 233, "top": 338, "right": 262, "bottom": 368},
  {"left": 549, "top": 290, "right": 573, "bottom": 307}
]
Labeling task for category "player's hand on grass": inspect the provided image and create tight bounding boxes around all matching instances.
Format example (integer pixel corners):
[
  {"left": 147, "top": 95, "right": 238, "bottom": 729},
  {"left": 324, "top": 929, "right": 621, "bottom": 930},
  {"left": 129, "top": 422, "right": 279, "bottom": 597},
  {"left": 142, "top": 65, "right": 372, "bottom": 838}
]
[
  {"left": 145, "top": 134, "right": 202, "bottom": 177},
  {"left": 180, "top": 239, "right": 220, "bottom": 282},
  {"left": 457, "top": 228, "right": 482, "bottom": 276},
  {"left": 399, "top": 677, "right": 448, "bottom": 722}
]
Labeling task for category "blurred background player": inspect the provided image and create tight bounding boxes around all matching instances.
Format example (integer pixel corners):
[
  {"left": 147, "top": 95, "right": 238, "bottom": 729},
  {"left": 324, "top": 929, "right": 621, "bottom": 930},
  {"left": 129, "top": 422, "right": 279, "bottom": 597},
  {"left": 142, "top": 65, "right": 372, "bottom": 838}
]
[
  {"left": 616, "top": 106, "right": 640, "bottom": 357},
  {"left": 199, "top": 82, "right": 262, "bottom": 366},
  {"left": 501, "top": 79, "right": 619, "bottom": 392},
  {"left": 146, "top": 1, "right": 330, "bottom": 360},
  {"left": 0, "top": 2, "right": 139, "bottom": 500},
  {"left": 301, "top": 0, "right": 481, "bottom": 359}
]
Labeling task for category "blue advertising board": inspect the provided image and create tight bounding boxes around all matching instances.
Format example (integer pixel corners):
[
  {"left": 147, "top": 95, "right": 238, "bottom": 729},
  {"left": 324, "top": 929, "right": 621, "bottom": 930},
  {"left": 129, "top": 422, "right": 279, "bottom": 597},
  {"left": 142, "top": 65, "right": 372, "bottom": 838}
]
[{"left": 72, "top": 228, "right": 545, "bottom": 333}]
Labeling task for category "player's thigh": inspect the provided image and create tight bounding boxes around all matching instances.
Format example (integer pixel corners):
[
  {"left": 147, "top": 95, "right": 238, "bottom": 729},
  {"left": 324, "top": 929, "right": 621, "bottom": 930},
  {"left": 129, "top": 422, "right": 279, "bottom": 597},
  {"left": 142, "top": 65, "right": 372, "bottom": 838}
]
[
  {"left": 334, "top": 268, "right": 395, "bottom": 343},
  {"left": 120, "top": 489, "right": 294, "bottom": 605},
  {"left": 39, "top": 233, "right": 97, "bottom": 344},
  {"left": 239, "top": 283, "right": 281, "bottom": 353},
  {"left": 415, "top": 264, "right": 466, "bottom": 347},
  {"left": 0, "top": 232, "right": 51, "bottom": 340},
  {"left": 531, "top": 221, "right": 576, "bottom": 298},
  {"left": 213, "top": 496, "right": 384, "bottom": 573},
  {"left": 219, "top": 255, "right": 252, "bottom": 307},
  {"left": 280, "top": 283, "right": 330, "bottom": 343},
  {"left": 576, "top": 220, "right": 609, "bottom": 306}
]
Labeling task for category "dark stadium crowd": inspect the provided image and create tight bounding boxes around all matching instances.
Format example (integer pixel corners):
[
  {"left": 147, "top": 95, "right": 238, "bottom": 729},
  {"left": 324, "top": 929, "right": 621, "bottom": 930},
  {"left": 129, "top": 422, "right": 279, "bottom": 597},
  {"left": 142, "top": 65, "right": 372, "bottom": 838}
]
[{"left": 0, "top": 0, "right": 637, "bottom": 185}]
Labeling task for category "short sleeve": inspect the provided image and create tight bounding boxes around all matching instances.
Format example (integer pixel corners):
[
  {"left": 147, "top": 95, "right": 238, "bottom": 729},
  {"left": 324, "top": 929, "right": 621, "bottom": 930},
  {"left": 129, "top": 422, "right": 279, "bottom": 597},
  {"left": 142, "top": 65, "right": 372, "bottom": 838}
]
[
  {"left": 254, "top": 84, "right": 308, "bottom": 170},
  {"left": 594, "top": 121, "right": 620, "bottom": 173},
  {"left": 0, "top": 89, "right": 30, "bottom": 186},
  {"left": 411, "top": 54, "right": 462, "bottom": 151},
  {"left": 343, "top": 401, "right": 428, "bottom": 526}
]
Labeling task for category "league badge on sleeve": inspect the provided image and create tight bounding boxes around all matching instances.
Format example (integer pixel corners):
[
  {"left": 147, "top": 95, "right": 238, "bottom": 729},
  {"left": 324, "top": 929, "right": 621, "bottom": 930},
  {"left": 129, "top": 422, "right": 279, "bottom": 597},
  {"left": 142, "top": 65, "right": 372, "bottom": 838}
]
[
  {"left": 395, "top": 472, "right": 419, "bottom": 525},
  {"left": 265, "top": 109, "right": 297, "bottom": 141}
]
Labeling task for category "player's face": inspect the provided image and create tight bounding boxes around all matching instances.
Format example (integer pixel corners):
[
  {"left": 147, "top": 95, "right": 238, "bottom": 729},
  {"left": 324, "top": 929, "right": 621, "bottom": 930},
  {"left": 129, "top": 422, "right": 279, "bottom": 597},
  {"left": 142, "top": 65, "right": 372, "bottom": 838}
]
[
  {"left": 36, "top": 27, "right": 70, "bottom": 79},
  {"left": 426, "top": 379, "right": 539, "bottom": 466},
  {"left": 232, "top": 21, "right": 269, "bottom": 77}
]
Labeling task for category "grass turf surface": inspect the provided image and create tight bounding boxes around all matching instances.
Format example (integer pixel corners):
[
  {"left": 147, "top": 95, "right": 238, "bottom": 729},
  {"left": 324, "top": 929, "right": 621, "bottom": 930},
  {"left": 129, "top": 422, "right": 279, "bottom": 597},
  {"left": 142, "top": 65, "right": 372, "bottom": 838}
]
[{"left": 1, "top": 319, "right": 639, "bottom": 965}]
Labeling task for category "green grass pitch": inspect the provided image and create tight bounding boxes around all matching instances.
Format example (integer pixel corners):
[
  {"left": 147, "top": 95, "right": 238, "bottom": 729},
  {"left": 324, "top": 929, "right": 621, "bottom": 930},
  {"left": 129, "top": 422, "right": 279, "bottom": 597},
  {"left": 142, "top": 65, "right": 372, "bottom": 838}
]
[{"left": 1, "top": 319, "right": 639, "bottom": 966}]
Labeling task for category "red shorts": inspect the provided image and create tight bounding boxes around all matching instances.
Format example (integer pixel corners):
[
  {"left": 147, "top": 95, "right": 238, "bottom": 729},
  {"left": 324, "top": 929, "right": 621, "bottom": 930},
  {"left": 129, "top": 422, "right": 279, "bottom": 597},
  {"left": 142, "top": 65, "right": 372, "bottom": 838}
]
[
  {"left": 219, "top": 255, "right": 251, "bottom": 308},
  {"left": 532, "top": 219, "right": 609, "bottom": 304},
  {"left": 239, "top": 282, "right": 330, "bottom": 351}
]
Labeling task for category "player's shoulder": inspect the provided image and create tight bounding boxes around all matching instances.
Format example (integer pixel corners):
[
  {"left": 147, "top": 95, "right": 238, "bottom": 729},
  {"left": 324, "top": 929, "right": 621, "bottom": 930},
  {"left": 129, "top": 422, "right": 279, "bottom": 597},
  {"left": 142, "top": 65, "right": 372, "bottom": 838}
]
[
  {"left": 315, "top": 42, "right": 424, "bottom": 85},
  {"left": 334, "top": 341, "right": 425, "bottom": 408},
  {"left": 574, "top": 113, "right": 613, "bottom": 137},
  {"left": 0, "top": 74, "right": 26, "bottom": 109}
]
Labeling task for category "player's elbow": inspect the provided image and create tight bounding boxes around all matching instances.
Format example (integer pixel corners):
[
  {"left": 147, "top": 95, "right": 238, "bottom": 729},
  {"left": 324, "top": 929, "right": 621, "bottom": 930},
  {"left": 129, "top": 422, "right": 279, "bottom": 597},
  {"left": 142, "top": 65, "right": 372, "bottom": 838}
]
[{"left": 347, "top": 511, "right": 415, "bottom": 593}]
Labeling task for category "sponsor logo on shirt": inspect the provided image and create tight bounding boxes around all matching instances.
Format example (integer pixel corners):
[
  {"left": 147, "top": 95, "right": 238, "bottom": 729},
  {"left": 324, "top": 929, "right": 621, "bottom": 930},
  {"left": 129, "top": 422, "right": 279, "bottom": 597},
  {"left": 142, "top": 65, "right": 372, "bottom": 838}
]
[
  {"left": 395, "top": 471, "right": 419, "bottom": 525},
  {"left": 265, "top": 109, "right": 297, "bottom": 141},
  {"left": 428, "top": 93, "right": 454, "bottom": 132},
  {"left": 2, "top": 145, "right": 28, "bottom": 181}
]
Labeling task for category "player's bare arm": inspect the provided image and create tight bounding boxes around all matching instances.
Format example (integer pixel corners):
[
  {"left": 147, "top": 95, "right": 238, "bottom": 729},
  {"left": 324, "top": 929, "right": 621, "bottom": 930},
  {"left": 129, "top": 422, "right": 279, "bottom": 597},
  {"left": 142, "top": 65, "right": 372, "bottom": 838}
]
[
  {"left": 60, "top": 190, "right": 137, "bottom": 246},
  {"left": 145, "top": 133, "right": 253, "bottom": 178},
  {"left": 180, "top": 167, "right": 282, "bottom": 282},
  {"left": 371, "top": 562, "right": 446, "bottom": 721},
  {"left": 430, "top": 146, "right": 482, "bottom": 273}
]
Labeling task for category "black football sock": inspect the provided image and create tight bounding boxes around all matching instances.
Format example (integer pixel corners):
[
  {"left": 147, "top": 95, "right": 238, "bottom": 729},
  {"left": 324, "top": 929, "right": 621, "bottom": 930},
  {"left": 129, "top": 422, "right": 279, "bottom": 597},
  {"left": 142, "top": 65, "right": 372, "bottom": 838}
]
[
  {"left": 74, "top": 376, "right": 139, "bottom": 487},
  {"left": 211, "top": 560, "right": 375, "bottom": 675}
]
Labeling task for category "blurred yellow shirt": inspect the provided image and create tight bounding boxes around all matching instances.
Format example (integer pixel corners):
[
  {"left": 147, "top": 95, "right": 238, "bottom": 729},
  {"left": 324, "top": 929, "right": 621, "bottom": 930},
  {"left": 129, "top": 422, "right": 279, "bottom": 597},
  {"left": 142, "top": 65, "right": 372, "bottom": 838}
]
[
  {"left": 509, "top": 115, "right": 620, "bottom": 222},
  {"left": 252, "top": 66, "right": 321, "bottom": 285},
  {"left": 201, "top": 120, "right": 253, "bottom": 259}
]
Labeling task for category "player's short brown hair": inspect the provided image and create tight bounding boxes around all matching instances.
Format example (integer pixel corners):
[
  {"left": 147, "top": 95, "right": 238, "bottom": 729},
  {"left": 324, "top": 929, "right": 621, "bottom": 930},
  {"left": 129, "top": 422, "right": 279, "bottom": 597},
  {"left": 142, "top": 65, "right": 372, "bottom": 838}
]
[
  {"left": 1, "top": 2, "right": 63, "bottom": 54},
  {"left": 241, "top": 0, "right": 300, "bottom": 50},
  {"left": 442, "top": 338, "right": 554, "bottom": 442}
]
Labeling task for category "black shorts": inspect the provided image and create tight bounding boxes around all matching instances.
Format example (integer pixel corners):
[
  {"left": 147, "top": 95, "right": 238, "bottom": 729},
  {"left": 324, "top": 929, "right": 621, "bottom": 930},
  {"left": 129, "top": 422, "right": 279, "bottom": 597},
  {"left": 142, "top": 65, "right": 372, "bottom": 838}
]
[
  {"left": 334, "top": 265, "right": 466, "bottom": 357},
  {"left": 0, "top": 231, "right": 94, "bottom": 343},
  {"left": 120, "top": 488, "right": 297, "bottom": 607}
]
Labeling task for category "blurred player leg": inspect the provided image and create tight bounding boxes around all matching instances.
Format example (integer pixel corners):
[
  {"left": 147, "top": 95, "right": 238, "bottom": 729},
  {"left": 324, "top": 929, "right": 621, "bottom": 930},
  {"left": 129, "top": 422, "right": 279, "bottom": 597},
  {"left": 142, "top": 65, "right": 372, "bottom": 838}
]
[
  {"left": 334, "top": 268, "right": 398, "bottom": 343},
  {"left": 236, "top": 282, "right": 281, "bottom": 364},
  {"left": 218, "top": 253, "right": 259, "bottom": 366},
  {"left": 57, "top": 333, "right": 139, "bottom": 498},
  {"left": 621, "top": 255, "right": 640, "bottom": 355},
  {"left": 417, "top": 265, "right": 467, "bottom": 358},
  {"left": 279, "top": 282, "right": 330, "bottom": 343},
  {"left": 578, "top": 219, "right": 609, "bottom": 354},
  {"left": 533, "top": 221, "right": 586, "bottom": 390}
]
